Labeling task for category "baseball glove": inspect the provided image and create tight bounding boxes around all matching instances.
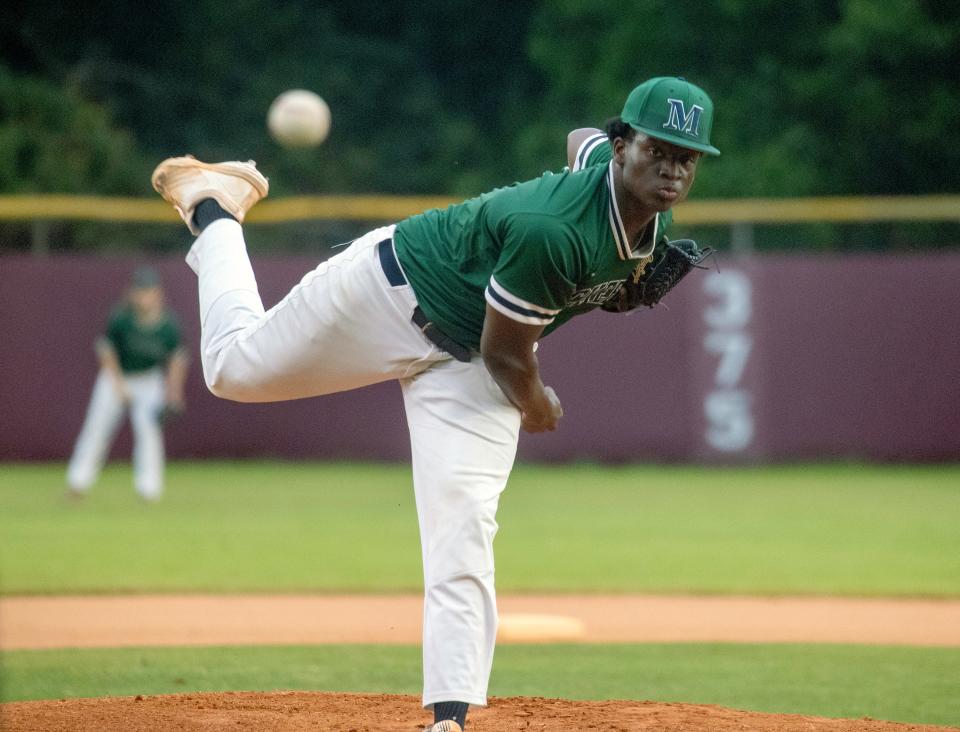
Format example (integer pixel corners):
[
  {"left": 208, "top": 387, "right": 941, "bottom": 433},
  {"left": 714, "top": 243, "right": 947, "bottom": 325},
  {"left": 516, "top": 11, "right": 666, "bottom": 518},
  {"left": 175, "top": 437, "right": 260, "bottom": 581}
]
[
  {"left": 601, "top": 238, "right": 715, "bottom": 313},
  {"left": 156, "top": 402, "right": 184, "bottom": 426}
]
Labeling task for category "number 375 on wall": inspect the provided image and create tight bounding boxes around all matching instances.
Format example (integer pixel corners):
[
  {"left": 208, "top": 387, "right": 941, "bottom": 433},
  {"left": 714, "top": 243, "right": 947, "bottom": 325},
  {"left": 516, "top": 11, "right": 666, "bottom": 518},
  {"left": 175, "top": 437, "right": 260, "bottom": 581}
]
[{"left": 702, "top": 271, "right": 754, "bottom": 453}]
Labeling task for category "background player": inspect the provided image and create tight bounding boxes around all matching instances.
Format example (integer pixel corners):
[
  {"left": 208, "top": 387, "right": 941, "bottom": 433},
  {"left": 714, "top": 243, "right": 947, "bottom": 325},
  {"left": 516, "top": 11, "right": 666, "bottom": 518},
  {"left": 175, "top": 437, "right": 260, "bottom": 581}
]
[
  {"left": 66, "top": 266, "right": 189, "bottom": 502},
  {"left": 151, "top": 76, "right": 718, "bottom": 731}
]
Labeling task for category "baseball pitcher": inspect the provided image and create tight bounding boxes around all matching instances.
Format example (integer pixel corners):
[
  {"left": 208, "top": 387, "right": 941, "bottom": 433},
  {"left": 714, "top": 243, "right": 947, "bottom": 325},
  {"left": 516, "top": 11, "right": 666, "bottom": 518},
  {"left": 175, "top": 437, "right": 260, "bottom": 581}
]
[{"left": 152, "top": 76, "right": 718, "bottom": 731}]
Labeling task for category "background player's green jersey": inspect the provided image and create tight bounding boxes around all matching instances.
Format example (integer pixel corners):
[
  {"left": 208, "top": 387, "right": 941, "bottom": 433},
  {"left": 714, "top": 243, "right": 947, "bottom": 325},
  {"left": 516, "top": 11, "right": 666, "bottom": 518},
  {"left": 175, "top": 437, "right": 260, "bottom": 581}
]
[
  {"left": 394, "top": 135, "right": 672, "bottom": 350},
  {"left": 104, "top": 305, "right": 182, "bottom": 373}
]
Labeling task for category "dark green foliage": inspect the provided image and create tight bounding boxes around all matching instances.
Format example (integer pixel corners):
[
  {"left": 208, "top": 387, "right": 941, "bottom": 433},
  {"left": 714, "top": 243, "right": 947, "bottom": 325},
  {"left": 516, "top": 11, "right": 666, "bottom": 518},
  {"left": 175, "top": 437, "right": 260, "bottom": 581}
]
[
  {"left": 1, "top": 0, "right": 958, "bottom": 251},
  {"left": 523, "top": 0, "right": 960, "bottom": 199},
  {"left": 0, "top": 0, "right": 542, "bottom": 198},
  {"left": 0, "top": 67, "right": 144, "bottom": 194}
]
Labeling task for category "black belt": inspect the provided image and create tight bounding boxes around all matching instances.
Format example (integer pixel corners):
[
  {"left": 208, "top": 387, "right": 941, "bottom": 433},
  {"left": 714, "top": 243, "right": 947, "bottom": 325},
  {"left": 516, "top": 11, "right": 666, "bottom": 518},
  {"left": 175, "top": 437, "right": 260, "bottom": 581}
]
[{"left": 377, "top": 238, "right": 473, "bottom": 363}]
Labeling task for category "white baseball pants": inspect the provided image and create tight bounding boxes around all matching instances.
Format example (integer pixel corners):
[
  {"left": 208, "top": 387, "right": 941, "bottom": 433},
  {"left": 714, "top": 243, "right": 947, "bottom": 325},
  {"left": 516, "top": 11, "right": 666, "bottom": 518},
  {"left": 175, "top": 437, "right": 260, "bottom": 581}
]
[
  {"left": 66, "top": 367, "right": 167, "bottom": 500},
  {"left": 187, "top": 219, "right": 522, "bottom": 707}
]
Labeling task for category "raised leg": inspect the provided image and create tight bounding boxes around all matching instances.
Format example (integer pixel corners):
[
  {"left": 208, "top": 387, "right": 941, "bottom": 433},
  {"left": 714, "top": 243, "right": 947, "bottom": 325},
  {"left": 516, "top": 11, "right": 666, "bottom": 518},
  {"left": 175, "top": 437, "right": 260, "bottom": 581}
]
[{"left": 186, "top": 221, "right": 441, "bottom": 403}]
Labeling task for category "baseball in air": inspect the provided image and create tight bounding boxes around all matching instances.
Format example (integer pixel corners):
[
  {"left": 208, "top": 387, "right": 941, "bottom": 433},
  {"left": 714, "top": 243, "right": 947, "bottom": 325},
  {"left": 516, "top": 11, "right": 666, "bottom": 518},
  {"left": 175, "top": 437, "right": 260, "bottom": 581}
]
[{"left": 267, "top": 89, "right": 331, "bottom": 148}]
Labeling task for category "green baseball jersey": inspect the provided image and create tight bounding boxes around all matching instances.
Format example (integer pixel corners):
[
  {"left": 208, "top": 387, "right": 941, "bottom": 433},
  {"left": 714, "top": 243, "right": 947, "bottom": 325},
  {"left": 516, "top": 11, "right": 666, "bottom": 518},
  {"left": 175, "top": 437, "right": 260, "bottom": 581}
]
[
  {"left": 104, "top": 305, "right": 182, "bottom": 373},
  {"left": 393, "top": 134, "right": 671, "bottom": 350}
]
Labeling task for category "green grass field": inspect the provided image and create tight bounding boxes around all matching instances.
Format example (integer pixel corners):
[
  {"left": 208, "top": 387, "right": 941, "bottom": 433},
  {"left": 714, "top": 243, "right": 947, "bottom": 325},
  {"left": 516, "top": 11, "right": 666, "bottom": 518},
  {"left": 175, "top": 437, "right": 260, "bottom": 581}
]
[
  {"left": 1, "top": 462, "right": 958, "bottom": 596},
  {"left": 1, "top": 461, "right": 959, "bottom": 726}
]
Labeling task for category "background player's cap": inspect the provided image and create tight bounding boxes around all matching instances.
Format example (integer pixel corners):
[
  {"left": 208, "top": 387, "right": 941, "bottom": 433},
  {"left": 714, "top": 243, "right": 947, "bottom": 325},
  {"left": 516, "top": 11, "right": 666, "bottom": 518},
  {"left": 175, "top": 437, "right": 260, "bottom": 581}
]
[
  {"left": 131, "top": 266, "right": 162, "bottom": 289},
  {"left": 621, "top": 77, "right": 720, "bottom": 156}
]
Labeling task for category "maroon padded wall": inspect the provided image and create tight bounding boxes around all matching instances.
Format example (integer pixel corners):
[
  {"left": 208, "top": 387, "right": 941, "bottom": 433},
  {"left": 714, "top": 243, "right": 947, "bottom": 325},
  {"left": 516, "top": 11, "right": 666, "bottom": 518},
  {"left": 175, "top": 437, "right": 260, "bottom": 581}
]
[{"left": 2, "top": 252, "right": 959, "bottom": 463}]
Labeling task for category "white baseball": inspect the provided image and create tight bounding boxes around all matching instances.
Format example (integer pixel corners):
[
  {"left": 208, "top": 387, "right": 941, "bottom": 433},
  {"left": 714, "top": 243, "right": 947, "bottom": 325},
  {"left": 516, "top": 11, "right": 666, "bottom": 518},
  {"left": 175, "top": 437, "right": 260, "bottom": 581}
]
[{"left": 267, "top": 89, "right": 331, "bottom": 148}]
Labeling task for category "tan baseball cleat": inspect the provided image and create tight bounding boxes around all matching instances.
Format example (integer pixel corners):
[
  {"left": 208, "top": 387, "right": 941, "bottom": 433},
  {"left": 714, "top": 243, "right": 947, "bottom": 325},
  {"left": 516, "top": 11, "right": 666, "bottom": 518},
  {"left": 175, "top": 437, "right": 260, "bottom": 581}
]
[
  {"left": 425, "top": 722, "right": 462, "bottom": 732},
  {"left": 151, "top": 156, "right": 269, "bottom": 235}
]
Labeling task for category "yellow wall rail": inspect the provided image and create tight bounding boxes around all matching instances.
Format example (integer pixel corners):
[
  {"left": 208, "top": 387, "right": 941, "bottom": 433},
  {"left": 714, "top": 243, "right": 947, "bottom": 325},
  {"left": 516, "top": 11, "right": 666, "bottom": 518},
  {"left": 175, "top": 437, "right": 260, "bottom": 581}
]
[
  {"left": 676, "top": 195, "right": 960, "bottom": 224},
  {"left": 0, "top": 194, "right": 957, "bottom": 225}
]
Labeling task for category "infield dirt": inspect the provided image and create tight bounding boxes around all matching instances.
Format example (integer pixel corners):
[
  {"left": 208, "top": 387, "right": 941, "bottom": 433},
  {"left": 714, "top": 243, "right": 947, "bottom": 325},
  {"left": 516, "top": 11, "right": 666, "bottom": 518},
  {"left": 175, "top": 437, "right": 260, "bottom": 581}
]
[{"left": 4, "top": 594, "right": 960, "bottom": 649}]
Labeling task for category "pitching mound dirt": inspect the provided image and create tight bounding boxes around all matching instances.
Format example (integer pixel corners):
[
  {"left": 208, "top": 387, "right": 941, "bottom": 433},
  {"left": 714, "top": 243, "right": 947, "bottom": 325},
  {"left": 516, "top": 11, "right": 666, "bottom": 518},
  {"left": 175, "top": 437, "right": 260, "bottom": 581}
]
[{"left": 3, "top": 691, "right": 956, "bottom": 731}]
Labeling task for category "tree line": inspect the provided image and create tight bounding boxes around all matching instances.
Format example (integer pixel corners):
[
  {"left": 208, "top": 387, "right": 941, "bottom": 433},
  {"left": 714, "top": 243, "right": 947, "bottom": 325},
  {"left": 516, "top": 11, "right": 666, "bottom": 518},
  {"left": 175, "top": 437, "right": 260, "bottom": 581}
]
[{"left": 1, "top": 0, "right": 957, "bottom": 251}]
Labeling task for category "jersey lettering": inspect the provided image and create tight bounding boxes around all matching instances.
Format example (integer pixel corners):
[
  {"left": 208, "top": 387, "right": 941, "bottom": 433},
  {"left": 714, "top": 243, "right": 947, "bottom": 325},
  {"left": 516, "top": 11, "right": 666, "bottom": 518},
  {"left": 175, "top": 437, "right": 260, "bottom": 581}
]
[{"left": 567, "top": 279, "right": 624, "bottom": 308}]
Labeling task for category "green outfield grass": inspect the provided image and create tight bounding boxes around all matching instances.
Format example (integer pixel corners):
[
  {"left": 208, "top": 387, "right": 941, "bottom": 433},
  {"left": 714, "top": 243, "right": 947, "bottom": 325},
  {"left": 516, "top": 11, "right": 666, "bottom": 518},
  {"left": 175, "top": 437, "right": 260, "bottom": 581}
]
[
  {"left": 3, "top": 643, "right": 959, "bottom": 726},
  {"left": 0, "top": 461, "right": 958, "bottom": 595}
]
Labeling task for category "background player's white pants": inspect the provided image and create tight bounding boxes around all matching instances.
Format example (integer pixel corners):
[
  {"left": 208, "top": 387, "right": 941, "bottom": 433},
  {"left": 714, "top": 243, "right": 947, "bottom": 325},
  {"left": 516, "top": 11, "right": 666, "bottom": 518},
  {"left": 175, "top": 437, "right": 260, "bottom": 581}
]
[
  {"left": 66, "top": 368, "right": 166, "bottom": 500},
  {"left": 187, "top": 220, "right": 522, "bottom": 708}
]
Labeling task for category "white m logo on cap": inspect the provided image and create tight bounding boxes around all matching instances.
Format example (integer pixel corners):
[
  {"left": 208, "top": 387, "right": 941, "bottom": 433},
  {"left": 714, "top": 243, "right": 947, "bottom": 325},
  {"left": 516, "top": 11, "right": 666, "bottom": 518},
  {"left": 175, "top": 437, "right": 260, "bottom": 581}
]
[{"left": 663, "top": 99, "right": 704, "bottom": 137}]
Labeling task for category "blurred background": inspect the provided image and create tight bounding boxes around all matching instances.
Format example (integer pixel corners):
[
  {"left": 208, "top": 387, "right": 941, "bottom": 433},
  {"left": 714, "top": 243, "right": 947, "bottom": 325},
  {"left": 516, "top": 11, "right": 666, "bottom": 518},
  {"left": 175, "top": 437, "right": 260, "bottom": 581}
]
[{"left": 1, "top": 0, "right": 959, "bottom": 464}]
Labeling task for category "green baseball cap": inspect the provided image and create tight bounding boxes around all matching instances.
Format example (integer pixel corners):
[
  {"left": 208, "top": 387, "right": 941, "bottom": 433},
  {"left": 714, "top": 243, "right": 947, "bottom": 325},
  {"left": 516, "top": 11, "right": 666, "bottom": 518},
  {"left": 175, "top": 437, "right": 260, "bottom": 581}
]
[{"left": 621, "top": 77, "right": 720, "bottom": 156}]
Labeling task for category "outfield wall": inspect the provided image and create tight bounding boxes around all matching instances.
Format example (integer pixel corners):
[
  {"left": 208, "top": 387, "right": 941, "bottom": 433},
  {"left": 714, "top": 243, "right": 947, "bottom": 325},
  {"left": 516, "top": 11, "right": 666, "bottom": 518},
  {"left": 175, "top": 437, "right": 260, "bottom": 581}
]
[{"left": 3, "top": 252, "right": 959, "bottom": 463}]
